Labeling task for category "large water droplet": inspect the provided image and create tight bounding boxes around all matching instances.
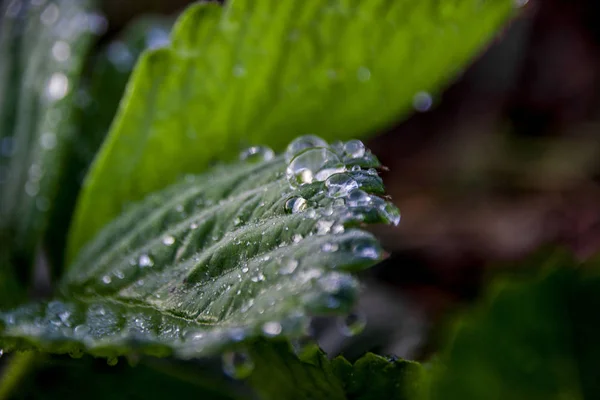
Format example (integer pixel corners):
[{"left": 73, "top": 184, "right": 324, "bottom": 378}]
[
  {"left": 278, "top": 256, "right": 299, "bottom": 275},
  {"left": 138, "top": 254, "right": 154, "bottom": 267},
  {"left": 239, "top": 146, "right": 274, "bottom": 163},
  {"left": 286, "top": 148, "right": 344, "bottom": 188},
  {"left": 380, "top": 202, "right": 401, "bottom": 226},
  {"left": 285, "top": 135, "right": 328, "bottom": 163},
  {"left": 262, "top": 321, "right": 282, "bottom": 337},
  {"left": 325, "top": 173, "right": 358, "bottom": 198},
  {"left": 338, "top": 312, "right": 366, "bottom": 337},
  {"left": 343, "top": 140, "right": 365, "bottom": 158},
  {"left": 222, "top": 351, "right": 254, "bottom": 379},
  {"left": 346, "top": 189, "right": 372, "bottom": 207},
  {"left": 284, "top": 196, "right": 307, "bottom": 214}
]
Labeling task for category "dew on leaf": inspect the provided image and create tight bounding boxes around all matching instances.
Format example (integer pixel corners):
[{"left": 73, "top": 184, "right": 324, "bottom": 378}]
[
  {"left": 222, "top": 351, "right": 254, "bottom": 379},
  {"left": 346, "top": 189, "right": 372, "bottom": 207},
  {"left": 239, "top": 145, "right": 274, "bottom": 162},
  {"left": 284, "top": 135, "right": 328, "bottom": 163},
  {"left": 343, "top": 140, "right": 366, "bottom": 158},
  {"left": 51, "top": 40, "right": 70, "bottom": 62},
  {"left": 286, "top": 148, "right": 344, "bottom": 188},
  {"left": 40, "top": 3, "right": 59, "bottom": 26},
  {"left": 262, "top": 321, "right": 282, "bottom": 337},
  {"left": 278, "top": 256, "right": 299, "bottom": 275},
  {"left": 284, "top": 196, "right": 307, "bottom": 214},
  {"left": 162, "top": 235, "right": 175, "bottom": 246},
  {"left": 138, "top": 254, "right": 154, "bottom": 267},
  {"left": 352, "top": 240, "right": 381, "bottom": 260},
  {"left": 357, "top": 66, "right": 371, "bottom": 82},
  {"left": 321, "top": 242, "right": 339, "bottom": 252},
  {"left": 413, "top": 91, "right": 433, "bottom": 112},
  {"left": 325, "top": 173, "right": 358, "bottom": 198}
]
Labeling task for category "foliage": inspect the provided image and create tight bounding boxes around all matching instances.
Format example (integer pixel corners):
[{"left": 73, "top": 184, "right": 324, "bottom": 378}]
[{"left": 0, "top": 0, "right": 556, "bottom": 399}]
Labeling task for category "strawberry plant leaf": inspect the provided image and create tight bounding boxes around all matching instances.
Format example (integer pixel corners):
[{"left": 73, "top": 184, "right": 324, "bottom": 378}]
[
  {"left": 0, "top": 138, "right": 398, "bottom": 361},
  {"left": 422, "top": 251, "right": 600, "bottom": 400},
  {"left": 67, "top": 0, "right": 515, "bottom": 260}
]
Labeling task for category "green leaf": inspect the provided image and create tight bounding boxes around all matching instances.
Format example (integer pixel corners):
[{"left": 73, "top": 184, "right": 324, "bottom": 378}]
[
  {"left": 245, "top": 338, "right": 421, "bottom": 400},
  {"left": 45, "top": 16, "right": 174, "bottom": 272},
  {"left": 422, "top": 251, "right": 600, "bottom": 400},
  {"left": 67, "top": 0, "right": 515, "bottom": 260},
  {"left": 332, "top": 353, "right": 423, "bottom": 400},
  {"left": 0, "top": 138, "right": 397, "bottom": 360},
  {"left": 0, "top": 0, "right": 99, "bottom": 267}
]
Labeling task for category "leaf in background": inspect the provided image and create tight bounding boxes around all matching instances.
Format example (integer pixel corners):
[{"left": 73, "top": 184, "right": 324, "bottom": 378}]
[
  {"left": 244, "top": 338, "right": 421, "bottom": 400},
  {"left": 67, "top": 0, "right": 515, "bottom": 260},
  {"left": 0, "top": 0, "right": 103, "bottom": 270},
  {"left": 332, "top": 353, "right": 422, "bottom": 400},
  {"left": 422, "top": 251, "right": 600, "bottom": 400},
  {"left": 0, "top": 138, "right": 398, "bottom": 360},
  {"left": 6, "top": 354, "right": 246, "bottom": 400},
  {"left": 45, "top": 16, "right": 174, "bottom": 272}
]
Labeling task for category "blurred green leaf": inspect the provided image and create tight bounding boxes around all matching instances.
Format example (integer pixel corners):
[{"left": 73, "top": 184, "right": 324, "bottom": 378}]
[
  {"left": 0, "top": 0, "right": 99, "bottom": 271},
  {"left": 423, "top": 251, "right": 600, "bottom": 400},
  {"left": 68, "top": 0, "right": 514, "bottom": 260},
  {"left": 0, "top": 139, "right": 397, "bottom": 360},
  {"left": 245, "top": 339, "right": 421, "bottom": 400},
  {"left": 45, "top": 16, "right": 174, "bottom": 272}
]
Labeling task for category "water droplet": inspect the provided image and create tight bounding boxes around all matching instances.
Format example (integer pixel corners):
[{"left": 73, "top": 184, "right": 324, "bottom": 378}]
[
  {"left": 351, "top": 165, "right": 361, "bottom": 172},
  {"left": 102, "top": 275, "right": 112, "bottom": 284},
  {"left": 284, "top": 196, "right": 307, "bottom": 214},
  {"left": 250, "top": 273, "right": 265, "bottom": 283},
  {"left": 40, "top": 132, "right": 57, "bottom": 149},
  {"left": 331, "top": 224, "right": 345, "bottom": 234},
  {"left": 232, "top": 64, "right": 246, "bottom": 77},
  {"left": 51, "top": 41, "right": 70, "bottom": 62},
  {"left": 338, "top": 312, "right": 366, "bottom": 337},
  {"left": 239, "top": 146, "right": 274, "bottom": 162},
  {"left": 222, "top": 351, "right": 254, "bottom": 379},
  {"left": 346, "top": 190, "right": 372, "bottom": 207},
  {"left": 285, "top": 135, "right": 328, "bottom": 163},
  {"left": 343, "top": 140, "right": 366, "bottom": 158},
  {"left": 138, "top": 254, "right": 154, "bottom": 268},
  {"left": 234, "top": 217, "right": 243, "bottom": 226},
  {"left": 162, "top": 235, "right": 175, "bottom": 246},
  {"left": 514, "top": 0, "right": 529, "bottom": 7},
  {"left": 286, "top": 148, "right": 344, "bottom": 188},
  {"left": 315, "top": 220, "right": 334, "bottom": 235},
  {"left": 321, "top": 242, "right": 339, "bottom": 252},
  {"left": 380, "top": 202, "right": 401, "bottom": 226},
  {"left": 325, "top": 173, "right": 359, "bottom": 198},
  {"left": 0, "top": 349, "right": 3, "bottom": 358},
  {"left": 352, "top": 240, "right": 381, "bottom": 260},
  {"left": 413, "top": 91, "right": 433, "bottom": 112},
  {"left": 40, "top": 3, "right": 59, "bottom": 26},
  {"left": 25, "top": 181, "right": 39, "bottom": 197},
  {"left": 107, "top": 357, "right": 118, "bottom": 366},
  {"left": 190, "top": 222, "right": 198, "bottom": 230},
  {"left": 357, "top": 66, "right": 371, "bottom": 82},
  {"left": 46, "top": 73, "right": 69, "bottom": 100},
  {"left": 292, "top": 233, "right": 303, "bottom": 243},
  {"left": 262, "top": 321, "right": 282, "bottom": 337},
  {"left": 278, "top": 257, "right": 299, "bottom": 275}
]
